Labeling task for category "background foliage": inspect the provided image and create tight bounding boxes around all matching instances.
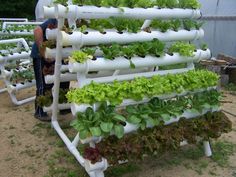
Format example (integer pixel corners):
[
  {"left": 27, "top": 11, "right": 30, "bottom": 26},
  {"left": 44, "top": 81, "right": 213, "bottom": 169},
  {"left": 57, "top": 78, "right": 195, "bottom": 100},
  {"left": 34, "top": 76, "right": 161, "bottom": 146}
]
[{"left": 0, "top": 0, "right": 36, "bottom": 20}]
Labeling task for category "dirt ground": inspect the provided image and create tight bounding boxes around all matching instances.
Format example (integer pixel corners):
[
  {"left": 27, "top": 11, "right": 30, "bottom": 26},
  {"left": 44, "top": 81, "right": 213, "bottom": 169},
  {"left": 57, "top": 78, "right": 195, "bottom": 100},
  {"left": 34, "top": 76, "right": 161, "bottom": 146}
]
[{"left": 0, "top": 81, "right": 236, "bottom": 177}]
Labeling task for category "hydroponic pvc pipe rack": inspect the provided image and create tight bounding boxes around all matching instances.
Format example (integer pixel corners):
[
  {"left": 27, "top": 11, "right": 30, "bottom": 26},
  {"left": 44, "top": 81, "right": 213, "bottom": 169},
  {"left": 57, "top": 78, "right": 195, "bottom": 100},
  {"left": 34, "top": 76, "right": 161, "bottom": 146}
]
[
  {"left": 0, "top": 21, "right": 42, "bottom": 36},
  {"left": 43, "top": 2, "right": 218, "bottom": 177},
  {"left": 0, "top": 38, "right": 35, "bottom": 105}
]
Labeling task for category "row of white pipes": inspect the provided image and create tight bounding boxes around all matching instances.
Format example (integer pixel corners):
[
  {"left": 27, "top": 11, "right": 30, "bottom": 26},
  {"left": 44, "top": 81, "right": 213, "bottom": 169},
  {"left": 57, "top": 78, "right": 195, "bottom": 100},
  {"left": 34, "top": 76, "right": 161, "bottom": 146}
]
[
  {"left": 0, "top": 38, "right": 36, "bottom": 105},
  {"left": 44, "top": 5, "right": 201, "bottom": 20}
]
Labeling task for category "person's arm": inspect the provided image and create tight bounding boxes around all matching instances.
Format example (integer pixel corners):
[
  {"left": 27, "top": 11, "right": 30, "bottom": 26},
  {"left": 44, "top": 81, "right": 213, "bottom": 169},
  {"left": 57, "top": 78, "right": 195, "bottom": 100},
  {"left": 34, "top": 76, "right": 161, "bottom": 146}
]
[{"left": 34, "top": 26, "right": 45, "bottom": 58}]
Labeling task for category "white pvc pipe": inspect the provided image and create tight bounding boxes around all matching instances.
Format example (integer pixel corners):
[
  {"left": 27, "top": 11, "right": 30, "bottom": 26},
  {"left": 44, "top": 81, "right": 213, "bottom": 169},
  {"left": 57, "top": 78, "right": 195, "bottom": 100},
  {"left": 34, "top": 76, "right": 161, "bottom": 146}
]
[
  {"left": 59, "top": 29, "right": 204, "bottom": 47},
  {"left": 44, "top": 103, "right": 71, "bottom": 112},
  {"left": 52, "top": 121, "right": 85, "bottom": 165},
  {"left": 69, "top": 49, "right": 211, "bottom": 73},
  {"left": 2, "top": 22, "right": 41, "bottom": 30},
  {"left": 1, "top": 67, "right": 29, "bottom": 79},
  {"left": 84, "top": 158, "right": 107, "bottom": 173},
  {"left": 45, "top": 47, "right": 73, "bottom": 59},
  {"left": 70, "top": 87, "right": 217, "bottom": 116},
  {"left": 0, "top": 52, "right": 30, "bottom": 64},
  {"left": 0, "top": 31, "right": 34, "bottom": 36},
  {"left": 1, "top": 69, "right": 12, "bottom": 78},
  {"left": 204, "top": 141, "right": 212, "bottom": 157},
  {"left": 79, "top": 66, "right": 194, "bottom": 86},
  {"left": 45, "top": 47, "right": 103, "bottom": 59},
  {"left": 0, "top": 87, "right": 7, "bottom": 93},
  {"left": 61, "top": 65, "right": 69, "bottom": 72},
  {"left": 9, "top": 93, "right": 35, "bottom": 105},
  {"left": 0, "top": 18, "right": 28, "bottom": 22},
  {"left": 45, "top": 73, "right": 77, "bottom": 84},
  {"left": 141, "top": 20, "right": 152, "bottom": 30},
  {"left": 46, "top": 28, "right": 58, "bottom": 40},
  {"left": 0, "top": 38, "right": 30, "bottom": 51},
  {"left": 43, "top": 6, "right": 56, "bottom": 18},
  {"left": 7, "top": 80, "right": 36, "bottom": 93},
  {"left": 78, "top": 108, "right": 218, "bottom": 144},
  {"left": 55, "top": 5, "right": 201, "bottom": 20}
]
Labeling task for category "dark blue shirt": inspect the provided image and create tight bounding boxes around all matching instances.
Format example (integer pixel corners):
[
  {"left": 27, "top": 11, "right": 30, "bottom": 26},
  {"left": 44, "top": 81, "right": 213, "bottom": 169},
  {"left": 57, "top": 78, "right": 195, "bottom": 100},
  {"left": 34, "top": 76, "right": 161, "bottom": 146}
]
[{"left": 30, "top": 19, "right": 57, "bottom": 59}]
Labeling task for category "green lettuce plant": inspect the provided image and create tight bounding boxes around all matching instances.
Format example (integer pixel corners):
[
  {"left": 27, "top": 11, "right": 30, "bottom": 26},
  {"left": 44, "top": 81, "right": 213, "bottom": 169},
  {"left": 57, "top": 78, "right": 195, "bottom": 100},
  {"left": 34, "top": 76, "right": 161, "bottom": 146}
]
[
  {"left": 168, "top": 42, "right": 196, "bottom": 57},
  {"left": 66, "top": 70, "right": 219, "bottom": 105},
  {"left": 69, "top": 51, "right": 93, "bottom": 63}
]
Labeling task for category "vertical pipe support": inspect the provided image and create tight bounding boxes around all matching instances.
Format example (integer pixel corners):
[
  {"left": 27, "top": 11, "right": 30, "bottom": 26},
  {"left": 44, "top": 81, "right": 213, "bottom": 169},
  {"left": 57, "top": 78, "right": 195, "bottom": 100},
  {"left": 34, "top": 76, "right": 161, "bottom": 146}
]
[
  {"left": 51, "top": 18, "right": 64, "bottom": 122},
  {"left": 204, "top": 141, "right": 212, "bottom": 157}
]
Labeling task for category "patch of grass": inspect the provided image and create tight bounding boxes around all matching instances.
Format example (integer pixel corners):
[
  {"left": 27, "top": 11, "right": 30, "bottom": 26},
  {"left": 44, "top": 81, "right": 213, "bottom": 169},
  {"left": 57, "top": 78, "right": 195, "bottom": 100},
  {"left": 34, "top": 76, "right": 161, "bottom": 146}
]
[
  {"left": 9, "top": 125, "right": 15, "bottom": 129},
  {"left": 211, "top": 141, "right": 236, "bottom": 167},
  {"left": 105, "top": 163, "right": 141, "bottom": 177},
  {"left": 182, "top": 145, "right": 205, "bottom": 160},
  {"left": 34, "top": 122, "right": 51, "bottom": 129},
  {"left": 225, "top": 83, "right": 236, "bottom": 92}
]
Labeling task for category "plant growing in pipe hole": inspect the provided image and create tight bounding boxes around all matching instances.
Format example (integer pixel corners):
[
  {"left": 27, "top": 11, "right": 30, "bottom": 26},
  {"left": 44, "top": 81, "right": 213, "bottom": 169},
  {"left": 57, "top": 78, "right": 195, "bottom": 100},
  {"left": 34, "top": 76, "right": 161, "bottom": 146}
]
[
  {"left": 148, "top": 38, "right": 165, "bottom": 57},
  {"left": 10, "top": 69, "right": 34, "bottom": 84},
  {"left": 83, "top": 147, "right": 102, "bottom": 164},
  {"left": 170, "top": 19, "right": 182, "bottom": 31},
  {"left": 186, "top": 90, "right": 221, "bottom": 114},
  {"left": 201, "top": 43, "right": 208, "bottom": 51},
  {"left": 100, "top": 43, "right": 122, "bottom": 60},
  {"left": 55, "top": 0, "right": 200, "bottom": 9},
  {"left": 71, "top": 39, "right": 200, "bottom": 65},
  {"left": 69, "top": 51, "right": 93, "bottom": 63},
  {"left": 81, "top": 47, "right": 97, "bottom": 56},
  {"left": 71, "top": 90, "right": 221, "bottom": 141},
  {"left": 108, "top": 17, "right": 127, "bottom": 33},
  {"left": 168, "top": 42, "right": 196, "bottom": 57},
  {"left": 151, "top": 20, "right": 172, "bottom": 32},
  {"left": 67, "top": 70, "right": 219, "bottom": 105},
  {"left": 95, "top": 111, "right": 231, "bottom": 165},
  {"left": 179, "top": 0, "right": 201, "bottom": 9},
  {"left": 37, "top": 89, "right": 69, "bottom": 107},
  {"left": 183, "top": 20, "right": 204, "bottom": 31},
  {"left": 71, "top": 102, "right": 126, "bottom": 139}
]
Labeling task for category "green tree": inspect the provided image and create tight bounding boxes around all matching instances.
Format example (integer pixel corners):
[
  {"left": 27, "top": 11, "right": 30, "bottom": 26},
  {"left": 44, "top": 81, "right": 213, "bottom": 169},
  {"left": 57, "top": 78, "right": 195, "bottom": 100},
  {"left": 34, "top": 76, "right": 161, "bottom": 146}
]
[{"left": 0, "top": 0, "right": 36, "bottom": 20}]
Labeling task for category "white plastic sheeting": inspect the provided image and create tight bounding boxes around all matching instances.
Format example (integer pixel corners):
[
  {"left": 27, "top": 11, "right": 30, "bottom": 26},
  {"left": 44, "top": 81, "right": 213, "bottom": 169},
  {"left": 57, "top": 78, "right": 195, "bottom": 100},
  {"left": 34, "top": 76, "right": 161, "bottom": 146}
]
[{"left": 200, "top": 0, "right": 236, "bottom": 57}]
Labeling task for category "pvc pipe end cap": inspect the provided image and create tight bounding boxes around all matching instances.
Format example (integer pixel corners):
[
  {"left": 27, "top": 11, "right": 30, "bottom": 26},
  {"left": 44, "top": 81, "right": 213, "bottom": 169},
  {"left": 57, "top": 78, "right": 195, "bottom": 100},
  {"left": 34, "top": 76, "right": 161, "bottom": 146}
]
[
  {"left": 43, "top": 6, "right": 55, "bottom": 18},
  {"left": 198, "top": 28, "right": 205, "bottom": 38},
  {"left": 55, "top": 4, "right": 66, "bottom": 18}
]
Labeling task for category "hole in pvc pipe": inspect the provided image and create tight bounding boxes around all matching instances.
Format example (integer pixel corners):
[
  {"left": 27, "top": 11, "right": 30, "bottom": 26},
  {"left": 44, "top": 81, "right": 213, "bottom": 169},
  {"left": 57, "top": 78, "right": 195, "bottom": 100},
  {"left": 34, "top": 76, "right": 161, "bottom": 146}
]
[
  {"left": 194, "top": 49, "right": 197, "bottom": 52},
  {"left": 168, "top": 53, "right": 174, "bottom": 56},
  {"left": 117, "top": 31, "right": 123, "bottom": 34},
  {"left": 21, "top": 82, "right": 25, "bottom": 85},
  {"left": 28, "top": 80, "right": 32, "bottom": 83},
  {"left": 138, "top": 55, "right": 145, "bottom": 58},
  {"left": 120, "top": 122, "right": 126, "bottom": 126},
  {"left": 92, "top": 57, "right": 97, "bottom": 61},
  {"left": 83, "top": 31, "right": 89, "bottom": 35},
  {"left": 13, "top": 84, "right": 16, "bottom": 87},
  {"left": 155, "top": 55, "right": 161, "bottom": 58},
  {"left": 124, "top": 56, "right": 132, "bottom": 60},
  {"left": 100, "top": 31, "right": 107, "bottom": 34}
]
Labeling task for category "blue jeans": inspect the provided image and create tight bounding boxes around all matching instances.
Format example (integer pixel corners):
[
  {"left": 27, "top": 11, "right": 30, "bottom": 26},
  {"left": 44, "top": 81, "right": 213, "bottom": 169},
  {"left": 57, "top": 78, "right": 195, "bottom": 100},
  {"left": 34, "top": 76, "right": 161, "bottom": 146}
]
[{"left": 33, "top": 57, "right": 69, "bottom": 117}]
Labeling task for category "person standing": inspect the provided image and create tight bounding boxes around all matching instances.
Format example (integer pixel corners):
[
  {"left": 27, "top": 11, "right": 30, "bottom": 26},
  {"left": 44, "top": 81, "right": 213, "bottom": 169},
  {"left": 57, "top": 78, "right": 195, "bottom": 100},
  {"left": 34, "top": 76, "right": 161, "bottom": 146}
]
[{"left": 31, "top": 19, "right": 69, "bottom": 121}]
